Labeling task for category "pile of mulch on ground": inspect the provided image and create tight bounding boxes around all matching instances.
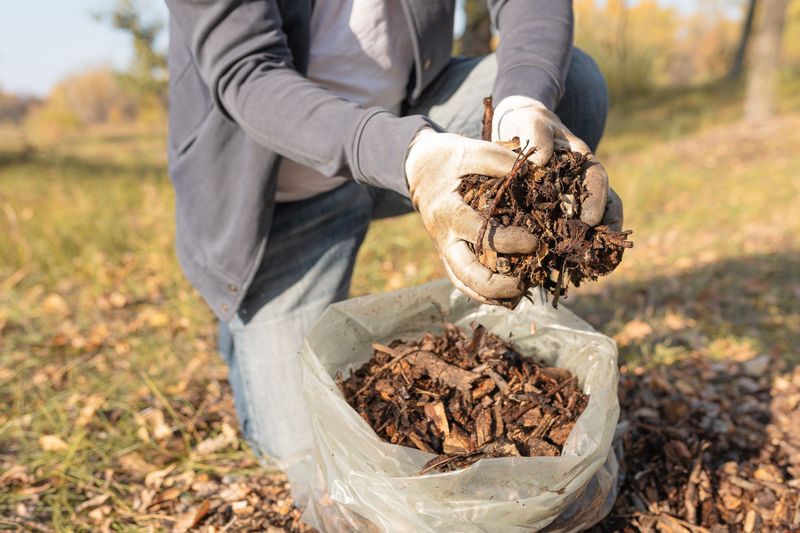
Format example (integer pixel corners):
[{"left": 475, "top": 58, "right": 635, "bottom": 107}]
[
  {"left": 591, "top": 356, "right": 800, "bottom": 532},
  {"left": 338, "top": 322, "right": 588, "bottom": 474},
  {"left": 182, "top": 470, "right": 316, "bottom": 532},
  {"left": 458, "top": 96, "right": 633, "bottom": 308}
]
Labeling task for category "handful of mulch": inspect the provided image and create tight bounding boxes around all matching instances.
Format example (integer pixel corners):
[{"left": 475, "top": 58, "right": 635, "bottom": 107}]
[
  {"left": 459, "top": 96, "right": 634, "bottom": 308},
  {"left": 337, "top": 322, "right": 588, "bottom": 474}
]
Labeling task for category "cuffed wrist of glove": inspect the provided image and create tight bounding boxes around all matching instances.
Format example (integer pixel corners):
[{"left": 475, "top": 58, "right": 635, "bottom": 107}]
[
  {"left": 404, "top": 131, "right": 540, "bottom": 303},
  {"left": 404, "top": 127, "right": 438, "bottom": 190},
  {"left": 492, "top": 96, "right": 550, "bottom": 142}
]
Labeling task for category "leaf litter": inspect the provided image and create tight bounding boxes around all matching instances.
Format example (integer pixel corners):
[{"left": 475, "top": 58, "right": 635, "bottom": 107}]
[{"left": 591, "top": 357, "right": 800, "bottom": 532}]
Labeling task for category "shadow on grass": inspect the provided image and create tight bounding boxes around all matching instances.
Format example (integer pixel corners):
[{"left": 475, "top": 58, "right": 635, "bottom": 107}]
[
  {"left": 611, "top": 79, "right": 741, "bottom": 115},
  {"left": 2, "top": 151, "right": 166, "bottom": 180},
  {"left": 604, "top": 72, "right": 800, "bottom": 156},
  {"left": 603, "top": 80, "right": 745, "bottom": 154},
  {"left": 568, "top": 249, "right": 800, "bottom": 367},
  {"left": 0, "top": 145, "right": 38, "bottom": 167}
]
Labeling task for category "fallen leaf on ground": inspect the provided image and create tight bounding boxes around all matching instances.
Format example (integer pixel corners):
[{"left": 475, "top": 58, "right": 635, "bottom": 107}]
[
  {"left": 39, "top": 434, "right": 68, "bottom": 452},
  {"left": 613, "top": 319, "right": 654, "bottom": 346},
  {"left": 77, "top": 394, "right": 106, "bottom": 427},
  {"left": 194, "top": 422, "right": 238, "bottom": 456},
  {"left": 41, "top": 293, "right": 69, "bottom": 316}
]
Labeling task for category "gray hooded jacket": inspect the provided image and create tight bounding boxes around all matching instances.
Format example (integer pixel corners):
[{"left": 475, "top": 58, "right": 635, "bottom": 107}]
[{"left": 165, "top": 0, "right": 574, "bottom": 320}]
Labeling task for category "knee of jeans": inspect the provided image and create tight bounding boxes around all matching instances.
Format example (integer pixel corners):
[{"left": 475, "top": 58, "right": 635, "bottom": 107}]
[
  {"left": 564, "top": 48, "right": 610, "bottom": 151},
  {"left": 573, "top": 48, "right": 609, "bottom": 113}
]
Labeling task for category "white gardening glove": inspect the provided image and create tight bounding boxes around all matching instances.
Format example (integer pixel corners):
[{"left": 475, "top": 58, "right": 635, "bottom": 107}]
[
  {"left": 405, "top": 129, "right": 537, "bottom": 303},
  {"left": 493, "top": 96, "right": 623, "bottom": 230}
]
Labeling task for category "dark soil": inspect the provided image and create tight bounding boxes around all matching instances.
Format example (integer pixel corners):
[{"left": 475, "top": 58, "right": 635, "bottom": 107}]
[{"left": 337, "top": 323, "right": 588, "bottom": 474}]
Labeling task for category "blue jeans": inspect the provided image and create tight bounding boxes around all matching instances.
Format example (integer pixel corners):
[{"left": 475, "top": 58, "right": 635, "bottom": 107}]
[{"left": 218, "top": 50, "right": 608, "bottom": 493}]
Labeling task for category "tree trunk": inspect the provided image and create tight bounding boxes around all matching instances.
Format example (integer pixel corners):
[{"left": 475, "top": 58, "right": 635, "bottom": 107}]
[
  {"left": 745, "top": 0, "right": 790, "bottom": 121},
  {"left": 728, "top": 0, "right": 758, "bottom": 80},
  {"left": 460, "top": 0, "right": 493, "bottom": 57}
]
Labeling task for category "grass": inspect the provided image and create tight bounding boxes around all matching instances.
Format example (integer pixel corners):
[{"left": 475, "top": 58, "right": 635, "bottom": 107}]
[{"left": 1, "top": 77, "right": 799, "bottom": 530}]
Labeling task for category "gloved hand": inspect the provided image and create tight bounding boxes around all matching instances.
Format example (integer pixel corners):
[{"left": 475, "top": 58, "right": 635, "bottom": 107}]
[
  {"left": 405, "top": 129, "right": 537, "bottom": 303},
  {"left": 492, "top": 96, "right": 623, "bottom": 230}
]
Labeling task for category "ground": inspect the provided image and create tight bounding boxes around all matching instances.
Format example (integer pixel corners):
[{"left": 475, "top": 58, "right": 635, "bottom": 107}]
[{"left": 1, "top": 77, "right": 798, "bottom": 531}]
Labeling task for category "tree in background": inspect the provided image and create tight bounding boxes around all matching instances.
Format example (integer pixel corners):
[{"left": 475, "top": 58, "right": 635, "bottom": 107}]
[
  {"left": 729, "top": 0, "right": 759, "bottom": 80},
  {"left": 22, "top": 0, "right": 168, "bottom": 143},
  {"left": 459, "top": 0, "right": 493, "bottom": 56},
  {"left": 670, "top": 4, "right": 738, "bottom": 85},
  {"left": 783, "top": 1, "right": 800, "bottom": 63},
  {"left": 574, "top": 0, "right": 680, "bottom": 97},
  {"left": 0, "top": 90, "right": 40, "bottom": 125},
  {"left": 745, "top": 0, "right": 791, "bottom": 120},
  {"left": 109, "top": 0, "right": 168, "bottom": 107},
  {"left": 23, "top": 69, "right": 137, "bottom": 143}
]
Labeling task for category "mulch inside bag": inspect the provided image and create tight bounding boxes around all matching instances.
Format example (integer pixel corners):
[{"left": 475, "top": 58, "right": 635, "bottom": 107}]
[{"left": 338, "top": 322, "right": 588, "bottom": 474}]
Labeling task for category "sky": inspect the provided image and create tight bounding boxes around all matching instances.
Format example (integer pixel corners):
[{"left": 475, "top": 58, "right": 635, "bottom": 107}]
[
  {"left": 0, "top": 0, "right": 709, "bottom": 97},
  {"left": 0, "top": 0, "right": 167, "bottom": 96}
]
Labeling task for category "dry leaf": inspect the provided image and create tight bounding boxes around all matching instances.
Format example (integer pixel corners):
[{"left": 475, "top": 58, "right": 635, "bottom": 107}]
[
  {"left": 77, "top": 394, "right": 106, "bottom": 428},
  {"left": 75, "top": 494, "right": 110, "bottom": 513},
  {"left": 231, "top": 499, "right": 252, "bottom": 515},
  {"left": 0, "top": 464, "right": 32, "bottom": 486},
  {"left": 88, "top": 505, "right": 111, "bottom": 523},
  {"left": 39, "top": 434, "right": 68, "bottom": 452},
  {"left": 108, "top": 292, "right": 127, "bottom": 308},
  {"left": 219, "top": 482, "right": 249, "bottom": 502},
  {"left": 118, "top": 453, "right": 155, "bottom": 479},
  {"left": 144, "top": 309, "right": 170, "bottom": 328},
  {"left": 144, "top": 465, "right": 176, "bottom": 490},
  {"left": 194, "top": 423, "right": 238, "bottom": 456},
  {"left": 41, "top": 293, "right": 69, "bottom": 316},
  {"left": 614, "top": 319, "right": 654, "bottom": 346},
  {"left": 137, "top": 408, "right": 171, "bottom": 441}
]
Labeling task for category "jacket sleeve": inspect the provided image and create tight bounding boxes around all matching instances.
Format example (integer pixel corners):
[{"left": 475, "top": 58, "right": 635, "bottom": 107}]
[
  {"left": 165, "top": 0, "right": 430, "bottom": 196},
  {"left": 488, "top": 0, "right": 574, "bottom": 111}
]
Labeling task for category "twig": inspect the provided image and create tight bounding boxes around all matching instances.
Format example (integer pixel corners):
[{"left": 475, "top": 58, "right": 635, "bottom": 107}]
[
  {"left": 474, "top": 144, "right": 535, "bottom": 258},
  {"left": 418, "top": 446, "right": 486, "bottom": 476},
  {"left": 464, "top": 324, "right": 486, "bottom": 357},
  {"left": 0, "top": 518, "right": 52, "bottom": 532},
  {"left": 551, "top": 259, "right": 568, "bottom": 309},
  {"left": 655, "top": 513, "right": 712, "bottom": 533},
  {"left": 481, "top": 96, "right": 494, "bottom": 141},
  {"left": 548, "top": 374, "right": 576, "bottom": 397}
]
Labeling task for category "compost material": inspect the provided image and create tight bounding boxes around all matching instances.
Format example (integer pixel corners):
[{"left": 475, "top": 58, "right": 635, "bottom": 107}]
[
  {"left": 338, "top": 322, "right": 588, "bottom": 474},
  {"left": 195, "top": 471, "right": 316, "bottom": 532},
  {"left": 592, "top": 356, "right": 800, "bottom": 532},
  {"left": 459, "top": 96, "right": 633, "bottom": 308}
]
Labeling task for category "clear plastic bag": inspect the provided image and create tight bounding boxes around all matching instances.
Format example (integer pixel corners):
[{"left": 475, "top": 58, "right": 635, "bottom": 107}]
[{"left": 301, "top": 280, "right": 620, "bottom": 532}]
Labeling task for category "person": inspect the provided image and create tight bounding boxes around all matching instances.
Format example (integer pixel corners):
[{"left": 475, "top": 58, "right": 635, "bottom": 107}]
[{"left": 165, "top": 0, "right": 622, "bottom": 504}]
